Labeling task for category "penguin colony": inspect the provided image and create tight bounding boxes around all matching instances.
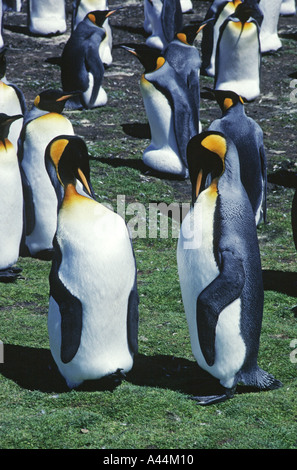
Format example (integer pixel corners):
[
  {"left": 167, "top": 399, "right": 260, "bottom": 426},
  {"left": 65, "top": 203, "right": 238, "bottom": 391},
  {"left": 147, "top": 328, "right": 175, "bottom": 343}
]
[{"left": 0, "top": 0, "right": 295, "bottom": 404}]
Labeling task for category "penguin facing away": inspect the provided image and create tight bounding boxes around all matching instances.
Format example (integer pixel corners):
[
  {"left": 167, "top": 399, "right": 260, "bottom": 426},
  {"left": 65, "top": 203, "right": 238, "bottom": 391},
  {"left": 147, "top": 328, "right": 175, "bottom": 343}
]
[
  {"left": 0, "top": 47, "right": 27, "bottom": 152},
  {"left": 207, "top": 89, "right": 267, "bottom": 225},
  {"left": 72, "top": 0, "right": 114, "bottom": 67},
  {"left": 28, "top": 0, "right": 67, "bottom": 36},
  {"left": 0, "top": 113, "right": 23, "bottom": 283},
  {"left": 145, "top": 0, "right": 183, "bottom": 51},
  {"left": 177, "top": 130, "right": 282, "bottom": 404},
  {"left": 61, "top": 9, "right": 118, "bottom": 110},
  {"left": 47, "top": 136, "right": 139, "bottom": 389},
  {"left": 214, "top": 4, "right": 261, "bottom": 101},
  {"left": 122, "top": 44, "right": 199, "bottom": 178},
  {"left": 18, "top": 90, "right": 75, "bottom": 260}
]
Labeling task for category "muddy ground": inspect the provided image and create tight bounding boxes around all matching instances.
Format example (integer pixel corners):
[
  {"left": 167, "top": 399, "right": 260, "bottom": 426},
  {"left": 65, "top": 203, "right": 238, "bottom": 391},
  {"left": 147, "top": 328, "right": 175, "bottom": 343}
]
[{"left": 1, "top": 0, "right": 297, "bottom": 199}]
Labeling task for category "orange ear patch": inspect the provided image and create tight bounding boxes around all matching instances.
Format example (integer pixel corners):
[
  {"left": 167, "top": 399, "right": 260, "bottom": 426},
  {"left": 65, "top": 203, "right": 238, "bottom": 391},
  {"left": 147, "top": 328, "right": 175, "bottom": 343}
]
[{"left": 201, "top": 134, "right": 227, "bottom": 160}]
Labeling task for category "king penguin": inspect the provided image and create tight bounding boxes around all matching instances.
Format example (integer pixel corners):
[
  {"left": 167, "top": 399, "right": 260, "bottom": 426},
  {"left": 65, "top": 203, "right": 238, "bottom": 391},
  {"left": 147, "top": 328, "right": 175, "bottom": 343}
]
[
  {"left": 0, "top": 113, "right": 23, "bottom": 283},
  {"left": 61, "top": 9, "right": 117, "bottom": 110},
  {"left": 207, "top": 89, "right": 267, "bottom": 225},
  {"left": 18, "top": 89, "right": 75, "bottom": 260},
  {"left": 145, "top": 0, "right": 183, "bottom": 51},
  {"left": 258, "top": 0, "right": 282, "bottom": 52},
  {"left": 177, "top": 130, "right": 282, "bottom": 405},
  {"left": 0, "top": 46, "right": 27, "bottom": 152},
  {"left": 28, "top": 0, "right": 67, "bottom": 36},
  {"left": 72, "top": 0, "right": 114, "bottom": 67},
  {"left": 163, "top": 31, "right": 201, "bottom": 133},
  {"left": 47, "top": 136, "right": 139, "bottom": 389},
  {"left": 122, "top": 44, "right": 199, "bottom": 178},
  {"left": 214, "top": 3, "right": 261, "bottom": 101}
]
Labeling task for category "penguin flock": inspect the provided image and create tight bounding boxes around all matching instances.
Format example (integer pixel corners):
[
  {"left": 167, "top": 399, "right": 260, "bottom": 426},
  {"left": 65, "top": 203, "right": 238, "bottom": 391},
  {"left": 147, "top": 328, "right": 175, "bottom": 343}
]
[{"left": 0, "top": 0, "right": 295, "bottom": 404}]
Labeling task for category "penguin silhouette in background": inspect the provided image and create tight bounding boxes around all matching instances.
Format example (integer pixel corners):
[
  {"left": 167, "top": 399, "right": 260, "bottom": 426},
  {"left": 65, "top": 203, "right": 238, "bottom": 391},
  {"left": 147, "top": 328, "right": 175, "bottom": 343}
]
[
  {"left": 72, "top": 0, "right": 114, "bottom": 67},
  {"left": 28, "top": 0, "right": 67, "bottom": 36},
  {"left": 177, "top": 130, "right": 282, "bottom": 405},
  {"left": 0, "top": 2, "right": 4, "bottom": 49},
  {"left": 47, "top": 136, "right": 139, "bottom": 389},
  {"left": 214, "top": 3, "right": 261, "bottom": 101},
  {"left": 0, "top": 47, "right": 27, "bottom": 152},
  {"left": 280, "top": 0, "right": 296, "bottom": 15},
  {"left": 18, "top": 90, "right": 76, "bottom": 260},
  {"left": 61, "top": 9, "right": 118, "bottom": 110},
  {"left": 258, "top": 0, "right": 282, "bottom": 52},
  {"left": 45, "top": 134, "right": 96, "bottom": 211},
  {"left": 0, "top": 113, "right": 23, "bottom": 283},
  {"left": 180, "top": 0, "right": 193, "bottom": 13},
  {"left": 207, "top": 89, "right": 267, "bottom": 225},
  {"left": 122, "top": 44, "right": 199, "bottom": 178},
  {"left": 201, "top": 0, "right": 243, "bottom": 77},
  {"left": 145, "top": 0, "right": 183, "bottom": 51}
]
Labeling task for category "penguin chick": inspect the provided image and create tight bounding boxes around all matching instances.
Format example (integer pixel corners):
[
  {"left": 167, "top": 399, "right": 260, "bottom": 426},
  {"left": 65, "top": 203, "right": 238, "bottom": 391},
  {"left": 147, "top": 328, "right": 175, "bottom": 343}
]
[
  {"left": 0, "top": 113, "right": 23, "bottom": 282},
  {"left": 122, "top": 44, "right": 199, "bottom": 178},
  {"left": 214, "top": 3, "right": 261, "bottom": 101},
  {"left": 61, "top": 9, "right": 118, "bottom": 110},
  {"left": 72, "top": 0, "right": 114, "bottom": 66},
  {"left": 18, "top": 90, "right": 76, "bottom": 260},
  {"left": 177, "top": 130, "right": 282, "bottom": 405},
  {"left": 207, "top": 89, "right": 267, "bottom": 225},
  {"left": 47, "top": 136, "right": 139, "bottom": 389},
  {"left": 0, "top": 46, "right": 27, "bottom": 152},
  {"left": 28, "top": 0, "right": 67, "bottom": 36}
]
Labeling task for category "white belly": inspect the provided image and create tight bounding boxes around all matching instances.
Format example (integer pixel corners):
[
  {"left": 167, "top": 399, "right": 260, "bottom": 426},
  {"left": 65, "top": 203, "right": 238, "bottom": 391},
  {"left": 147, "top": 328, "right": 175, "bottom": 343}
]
[{"left": 177, "top": 189, "right": 246, "bottom": 388}]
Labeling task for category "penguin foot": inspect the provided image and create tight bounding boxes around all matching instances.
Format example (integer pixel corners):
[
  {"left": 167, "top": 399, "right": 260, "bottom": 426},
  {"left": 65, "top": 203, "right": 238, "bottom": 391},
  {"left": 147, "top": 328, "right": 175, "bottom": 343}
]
[
  {"left": 190, "top": 387, "right": 235, "bottom": 406},
  {"left": 0, "top": 266, "right": 23, "bottom": 283}
]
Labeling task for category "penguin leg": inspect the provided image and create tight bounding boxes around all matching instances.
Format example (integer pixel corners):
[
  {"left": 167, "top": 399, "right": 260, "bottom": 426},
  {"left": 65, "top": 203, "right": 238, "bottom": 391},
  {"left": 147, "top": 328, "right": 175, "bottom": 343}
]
[
  {"left": 0, "top": 266, "right": 23, "bottom": 283},
  {"left": 190, "top": 386, "right": 236, "bottom": 406}
]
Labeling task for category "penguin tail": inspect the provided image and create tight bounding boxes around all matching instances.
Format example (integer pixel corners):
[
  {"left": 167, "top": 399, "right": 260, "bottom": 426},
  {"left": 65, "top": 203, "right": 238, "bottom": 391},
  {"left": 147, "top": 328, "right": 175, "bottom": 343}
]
[{"left": 240, "top": 366, "right": 283, "bottom": 391}]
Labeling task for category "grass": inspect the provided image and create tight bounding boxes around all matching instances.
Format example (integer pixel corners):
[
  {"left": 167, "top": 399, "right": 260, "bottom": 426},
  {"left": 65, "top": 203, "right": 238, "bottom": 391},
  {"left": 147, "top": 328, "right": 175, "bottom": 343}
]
[{"left": 1, "top": 1, "right": 297, "bottom": 450}]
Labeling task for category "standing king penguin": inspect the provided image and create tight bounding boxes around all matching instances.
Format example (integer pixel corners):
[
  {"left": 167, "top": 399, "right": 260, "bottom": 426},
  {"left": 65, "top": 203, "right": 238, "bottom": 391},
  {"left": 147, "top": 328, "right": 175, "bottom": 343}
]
[
  {"left": 0, "top": 113, "right": 23, "bottom": 282},
  {"left": 18, "top": 90, "right": 75, "bottom": 260},
  {"left": 177, "top": 131, "right": 282, "bottom": 404},
  {"left": 61, "top": 9, "right": 118, "bottom": 110},
  {"left": 214, "top": 3, "right": 261, "bottom": 101},
  {"left": 47, "top": 136, "right": 139, "bottom": 389},
  {"left": 28, "top": 0, "right": 67, "bottom": 36},
  {"left": 145, "top": 0, "right": 183, "bottom": 51},
  {"left": 0, "top": 47, "right": 27, "bottom": 152},
  {"left": 122, "top": 44, "right": 199, "bottom": 178},
  {"left": 72, "top": 0, "right": 113, "bottom": 67},
  {"left": 208, "top": 89, "right": 267, "bottom": 225}
]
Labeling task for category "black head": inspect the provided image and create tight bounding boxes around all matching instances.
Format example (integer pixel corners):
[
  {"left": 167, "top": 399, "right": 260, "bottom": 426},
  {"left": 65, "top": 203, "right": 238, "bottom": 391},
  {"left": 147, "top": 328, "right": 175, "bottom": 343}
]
[
  {"left": 204, "top": 88, "right": 245, "bottom": 112},
  {"left": 46, "top": 135, "right": 94, "bottom": 197},
  {"left": 121, "top": 43, "right": 163, "bottom": 73},
  {"left": 0, "top": 112, "right": 23, "bottom": 144},
  {"left": 34, "top": 89, "right": 80, "bottom": 113},
  {"left": 87, "top": 8, "right": 120, "bottom": 27},
  {"left": 187, "top": 131, "right": 227, "bottom": 203}
]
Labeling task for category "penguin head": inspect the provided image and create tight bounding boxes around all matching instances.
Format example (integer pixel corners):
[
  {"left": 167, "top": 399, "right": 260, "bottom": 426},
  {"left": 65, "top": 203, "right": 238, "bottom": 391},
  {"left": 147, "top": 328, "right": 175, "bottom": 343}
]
[
  {"left": 46, "top": 135, "right": 94, "bottom": 198},
  {"left": 0, "top": 113, "right": 23, "bottom": 144},
  {"left": 86, "top": 8, "right": 120, "bottom": 27},
  {"left": 187, "top": 131, "right": 228, "bottom": 203},
  {"left": 121, "top": 44, "right": 163, "bottom": 73},
  {"left": 33, "top": 89, "right": 80, "bottom": 113},
  {"left": 207, "top": 88, "right": 245, "bottom": 112}
]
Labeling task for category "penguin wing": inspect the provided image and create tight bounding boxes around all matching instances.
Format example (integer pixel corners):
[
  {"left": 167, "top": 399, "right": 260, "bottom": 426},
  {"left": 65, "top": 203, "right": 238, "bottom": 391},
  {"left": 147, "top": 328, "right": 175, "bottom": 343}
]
[
  {"left": 196, "top": 249, "right": 245, "bottom": 366},
  {"left": 84, "top": 32, "right": 105, "bottom": 107},
  {"left": 161, "top": 0, "right": 183, "bottom": 43},
  {"left": 259, "top": 143, "right": 267, "bottom": 223},
  {"left": 49, "top": 237, "right": 83, "bottom": 364}
]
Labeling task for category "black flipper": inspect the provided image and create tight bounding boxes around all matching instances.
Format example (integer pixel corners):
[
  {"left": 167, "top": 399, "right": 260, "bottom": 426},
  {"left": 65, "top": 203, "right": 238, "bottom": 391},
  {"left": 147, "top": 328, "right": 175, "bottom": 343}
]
[
  {"left": 127, "top": 241, "right": 139, "bottom": 356},
  {"left": 197, "top": 250, "right": 245, "bottom": 366},
  {"left": 49, "top": 236, "right": 83, "bottom": 364}
]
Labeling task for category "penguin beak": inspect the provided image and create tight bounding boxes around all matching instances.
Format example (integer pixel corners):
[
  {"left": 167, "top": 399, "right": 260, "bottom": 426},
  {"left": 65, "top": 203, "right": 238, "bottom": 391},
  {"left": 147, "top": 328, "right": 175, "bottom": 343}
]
[
  {"left": 56, "top": 92, "right": 80, "bottom": 102},
  {"left": 77, "top": 168, "right": 92, "bottom": 197},
  {"left": 195, "top": 169, "right": 203, "bottom": 199},
  {"left": 105, "top": 8, "right": 122, "bottom": 18}
]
